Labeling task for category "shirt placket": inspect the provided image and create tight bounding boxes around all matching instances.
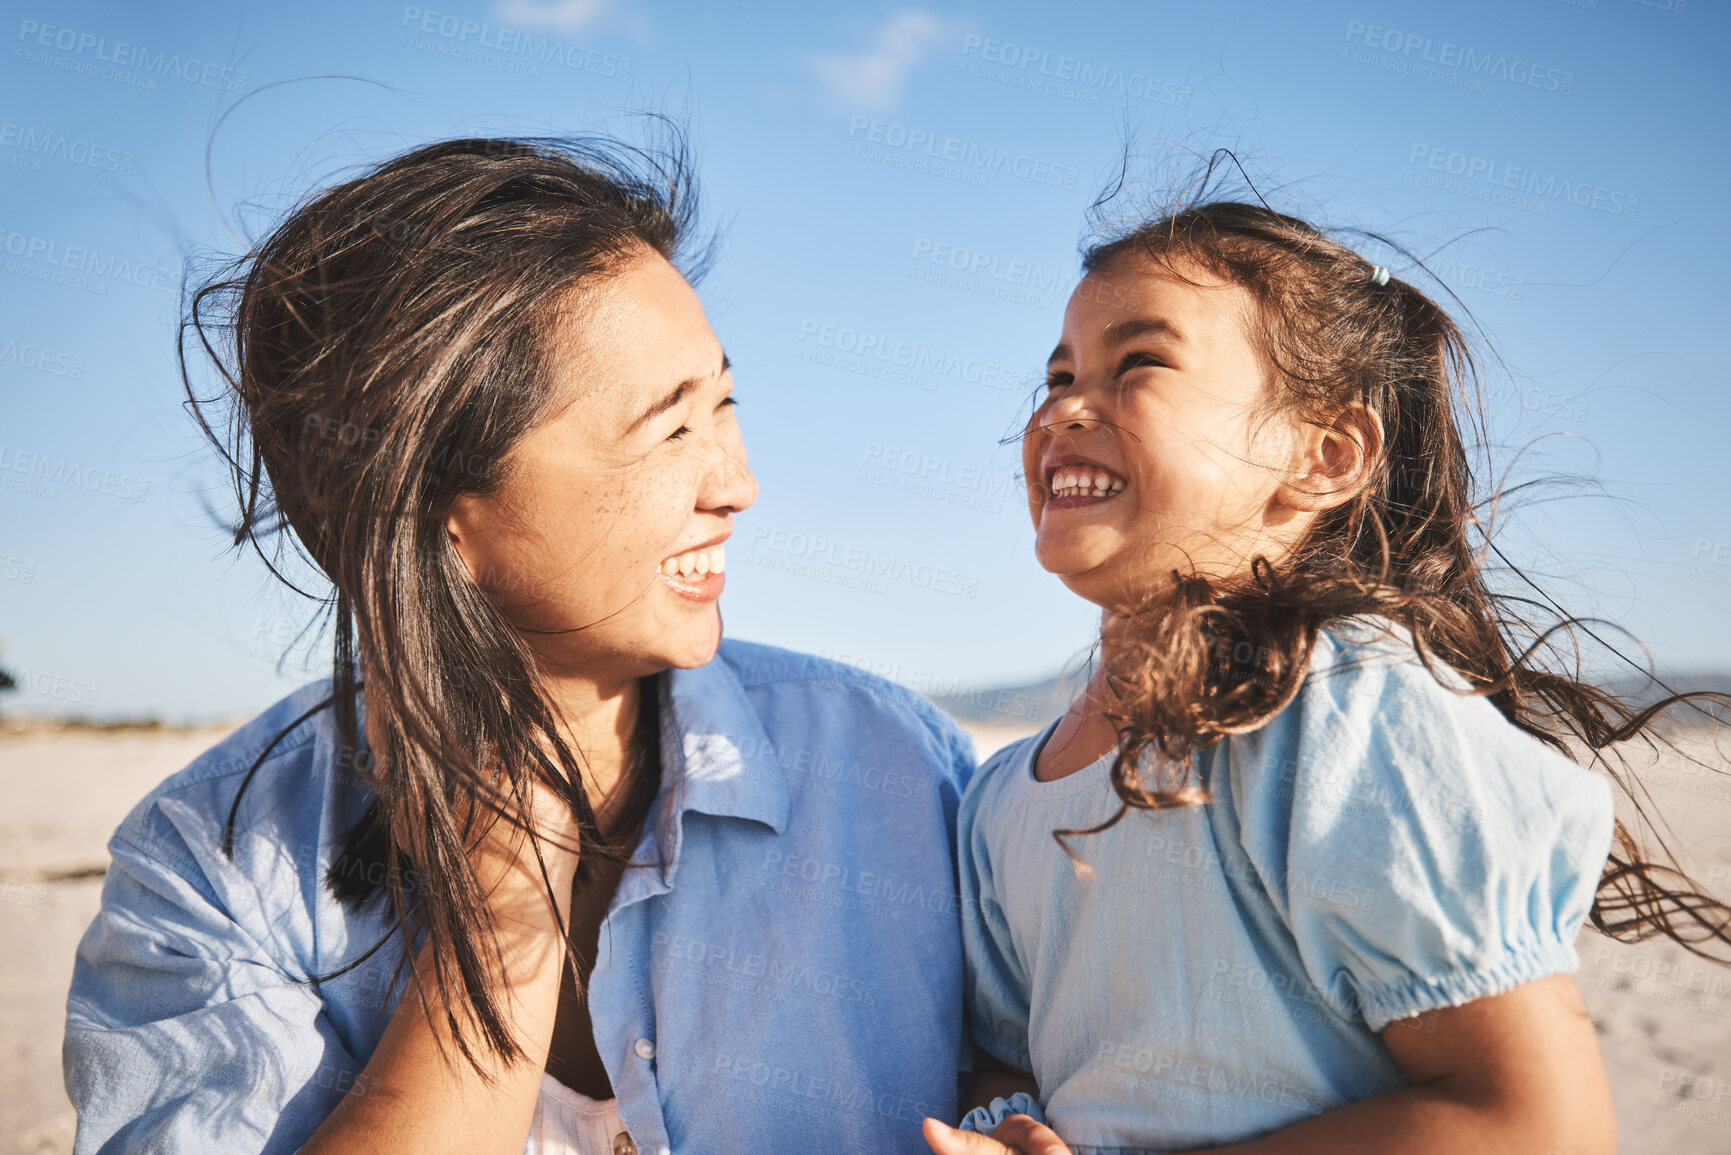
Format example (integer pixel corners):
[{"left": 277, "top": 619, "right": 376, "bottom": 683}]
[{"left": 588, "top": 816, "right": 677, "bottom": 1155}]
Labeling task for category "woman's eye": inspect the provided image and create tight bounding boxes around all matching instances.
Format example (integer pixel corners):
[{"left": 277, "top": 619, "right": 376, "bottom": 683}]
[{"left": 667, "top": 425, "right": 692, "bottom": 442}]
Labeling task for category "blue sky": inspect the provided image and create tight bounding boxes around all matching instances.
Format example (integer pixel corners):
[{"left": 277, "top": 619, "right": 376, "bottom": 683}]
[{"left": 1, "top": 0, "right": 1726, "bottom": 721}]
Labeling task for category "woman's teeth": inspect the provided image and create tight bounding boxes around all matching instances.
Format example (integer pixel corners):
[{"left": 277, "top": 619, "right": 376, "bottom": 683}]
[
  {"left": 1048, "top": 466, "right": 1127, "bottom": 499},
  {"left": 659, "top": 545, "right": 726, "bottom": 579}
]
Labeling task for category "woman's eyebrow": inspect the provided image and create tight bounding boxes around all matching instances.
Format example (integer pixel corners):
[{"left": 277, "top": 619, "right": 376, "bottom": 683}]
[{"left": 627, "top": 350, "right": 729, "bottom": 432}]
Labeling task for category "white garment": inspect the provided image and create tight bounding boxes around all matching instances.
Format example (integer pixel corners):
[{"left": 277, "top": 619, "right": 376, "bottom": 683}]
[{"left": 528, "top": 1073, "right": 634, "bottom": 1155}]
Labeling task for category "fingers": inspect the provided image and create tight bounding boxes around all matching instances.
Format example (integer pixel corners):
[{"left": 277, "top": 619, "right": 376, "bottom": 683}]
[
  {"left": 922, "top": 1116, "right": 1011, "bottom": 1154},
  {"left": 993, "top": 1114, "right": 1074, "bottom": 1155},
  {"left": 922, "top": 1114, "right": 1073, "bottom": 1155}
]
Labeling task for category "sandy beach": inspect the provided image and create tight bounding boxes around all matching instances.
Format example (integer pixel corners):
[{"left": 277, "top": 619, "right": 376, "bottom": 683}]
[{"left": 3, "top": 720, "right": 1728, "bottom": 1154}]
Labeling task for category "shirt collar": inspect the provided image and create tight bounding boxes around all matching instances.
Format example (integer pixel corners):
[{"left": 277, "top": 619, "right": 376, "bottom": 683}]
[{"left": 645, "top": 650, "right": 791, "bottom": 871}]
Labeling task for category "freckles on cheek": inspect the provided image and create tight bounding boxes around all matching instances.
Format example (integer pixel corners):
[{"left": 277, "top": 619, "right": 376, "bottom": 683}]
[{"left": 595, "top": 470, "right": 690, "bottom": 562}]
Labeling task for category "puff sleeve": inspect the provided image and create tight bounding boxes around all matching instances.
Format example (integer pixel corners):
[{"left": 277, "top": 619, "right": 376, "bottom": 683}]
[{"left": 1222, "top": 628, "right": 1615, "bottom": 1032}]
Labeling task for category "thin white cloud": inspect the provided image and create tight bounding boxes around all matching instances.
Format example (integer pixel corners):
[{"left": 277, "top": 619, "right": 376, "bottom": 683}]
[
  {"left": 493, "top": 0, "right": 612, "bottom": 32},
  {"left": 803, "top": 9, "right": 952, "bottom": 112}
]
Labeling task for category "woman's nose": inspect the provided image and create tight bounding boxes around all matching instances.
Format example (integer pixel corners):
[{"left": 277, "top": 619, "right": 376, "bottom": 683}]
[{"left": 703, "top": 438, "right": 758, "bottom": 515}]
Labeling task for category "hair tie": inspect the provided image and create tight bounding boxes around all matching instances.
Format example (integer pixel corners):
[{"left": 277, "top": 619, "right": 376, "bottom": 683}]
[{"left": 1370, "top": 265, "right": 1391, "bottom": 286}]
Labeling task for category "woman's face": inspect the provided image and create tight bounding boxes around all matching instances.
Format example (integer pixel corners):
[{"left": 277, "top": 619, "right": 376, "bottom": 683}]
[{"left": 447, "top": 251, "right": 757, "bottom": 683}]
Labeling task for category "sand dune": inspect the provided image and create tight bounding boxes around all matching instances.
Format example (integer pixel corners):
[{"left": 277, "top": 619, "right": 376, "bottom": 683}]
[{"left": 2, "top": 720, "right": 1727, "bottom": 1153}]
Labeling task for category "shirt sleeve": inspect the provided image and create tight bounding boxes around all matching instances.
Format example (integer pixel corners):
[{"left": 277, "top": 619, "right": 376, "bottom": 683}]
[
  {"left": 959, "top": 1091, "right": 1047, "bottom": 1135},
  {"left": 956, "top": 752, "right": 1035, "bottom": 1071},
  {"left": 63, "top": 795, "right": 361, "bottom": 1155},
  {"left": 1223, "top": 628, "right": 1616, "bottom": 1033}
]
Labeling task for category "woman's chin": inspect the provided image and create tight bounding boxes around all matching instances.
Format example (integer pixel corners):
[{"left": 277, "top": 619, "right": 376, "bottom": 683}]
[{"left": 656, "top": 611, "right": 725, "bottom": 670}]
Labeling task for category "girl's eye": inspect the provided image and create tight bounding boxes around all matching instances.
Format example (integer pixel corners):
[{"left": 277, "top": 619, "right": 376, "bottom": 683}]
[
  {"left": 1119, "top": 351, "right": 1166, "bottom": 374},
  {"left": 1044, "top": 372, "right": 1073, "bottom": 393}
]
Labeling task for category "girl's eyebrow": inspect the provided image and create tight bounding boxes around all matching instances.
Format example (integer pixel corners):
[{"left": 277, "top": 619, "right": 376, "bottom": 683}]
[
  {"left": 1048, "top": 318, "right": 1186, "bottom": 367},
  {"left": 1103, "top": 317, "right": 1186, "bottom": 347}
]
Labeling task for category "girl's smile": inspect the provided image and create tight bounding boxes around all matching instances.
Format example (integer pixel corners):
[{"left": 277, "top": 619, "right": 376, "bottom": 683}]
[{"left": 1041, "top": 455, "right": 1129, "bottom": 510}]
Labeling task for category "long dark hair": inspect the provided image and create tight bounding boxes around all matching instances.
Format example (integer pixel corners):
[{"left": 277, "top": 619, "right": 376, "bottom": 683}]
[
  {"left": 182, "top": 132, "right": 707, "bottom": 1069},
  {"left": 1057, "top": 156, "right": 1731, "bottom": 962}
]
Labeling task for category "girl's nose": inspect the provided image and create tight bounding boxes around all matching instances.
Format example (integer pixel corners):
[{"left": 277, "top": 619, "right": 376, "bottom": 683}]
[{"left": 1045, "top": 395, "right": 1101, "bottom": 435}]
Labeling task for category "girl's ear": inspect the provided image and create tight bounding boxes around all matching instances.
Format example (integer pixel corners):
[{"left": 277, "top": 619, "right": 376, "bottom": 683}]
[{"left": 1277, "top": 402, "right": 1383, "bottom": 513}]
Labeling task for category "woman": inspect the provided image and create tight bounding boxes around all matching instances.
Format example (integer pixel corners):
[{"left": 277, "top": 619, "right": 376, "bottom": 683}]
[{"left": 63, "top": 136, "right": 975, "bottom": 1155}]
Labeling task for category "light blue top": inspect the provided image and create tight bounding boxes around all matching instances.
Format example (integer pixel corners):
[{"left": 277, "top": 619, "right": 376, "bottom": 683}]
[
  {"left": 63, "top": 640, "right": 976, "bottom": 1155},
  {"left": 957, "top": 621, "right": 1615, "bottom": 1154}
]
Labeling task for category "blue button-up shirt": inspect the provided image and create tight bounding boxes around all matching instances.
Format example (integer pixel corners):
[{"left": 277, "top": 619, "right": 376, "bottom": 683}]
[{"left": 63, "top": 640, "right": 977, "bottom": 1154}]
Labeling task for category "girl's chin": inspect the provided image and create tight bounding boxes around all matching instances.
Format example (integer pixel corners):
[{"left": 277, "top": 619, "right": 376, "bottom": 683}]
[{"left": 1033, "top": 534, "right": 1119, "bottom": 578}]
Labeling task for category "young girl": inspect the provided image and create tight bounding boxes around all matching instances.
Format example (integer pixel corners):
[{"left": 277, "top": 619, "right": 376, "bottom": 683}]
[{"left": 922, "top": 198, "right": 1731, "bottom": 1155}]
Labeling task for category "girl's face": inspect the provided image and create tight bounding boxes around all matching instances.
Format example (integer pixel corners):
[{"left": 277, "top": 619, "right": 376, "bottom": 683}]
[
  {"left": 446, "top": 252, "right": 758, "bottom": 683},
  {"left": 1024, "top": 254, "right": 1309, "bottom": 613}
]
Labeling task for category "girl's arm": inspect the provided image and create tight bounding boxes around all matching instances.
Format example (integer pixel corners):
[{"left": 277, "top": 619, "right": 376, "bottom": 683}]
[
  {"left": 927, "top": 975, "right": 1612, "bottom": 1155},
  {"left": 1188, "top": 975, "right": 1614, "bottom": 1155},
  {"left": 958, "top": 1049, "right": 1042, "bottom": 1117}
]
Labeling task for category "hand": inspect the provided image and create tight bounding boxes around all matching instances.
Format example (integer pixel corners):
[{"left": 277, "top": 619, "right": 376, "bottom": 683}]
[{"left": 923, "top": 1115, "right": 1072, "bottom": 1155}]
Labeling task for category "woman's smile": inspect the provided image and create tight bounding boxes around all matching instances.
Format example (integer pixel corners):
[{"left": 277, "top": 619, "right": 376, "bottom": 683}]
[{"left": 656, "top": 537, "right": 729, "bottom": 602}]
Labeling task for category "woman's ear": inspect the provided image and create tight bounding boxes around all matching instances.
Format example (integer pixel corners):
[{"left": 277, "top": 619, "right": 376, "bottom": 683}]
[
  {"left": 1277, "top": 402, "right": 1382, "bottom": 514},
  {"left": 445, "top": 495, "right": 483, "bottom": 584}
]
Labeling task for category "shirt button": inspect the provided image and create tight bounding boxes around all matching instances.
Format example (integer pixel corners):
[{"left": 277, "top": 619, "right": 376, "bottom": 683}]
[
  {"left": 633, "top": 1037, "right": 656, "bottom": 1061},
  {"left": 611, "top": 1133, "right": 636, "bottom": 1155}
]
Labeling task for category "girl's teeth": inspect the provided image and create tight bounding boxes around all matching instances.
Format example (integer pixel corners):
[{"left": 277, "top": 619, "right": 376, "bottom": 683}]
[
  {"left": 659, "top": 545, "right": 726, "bottom": 580},
  {"left": 1048, "top": 467, "right": 1127, "bottom": 497}
]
